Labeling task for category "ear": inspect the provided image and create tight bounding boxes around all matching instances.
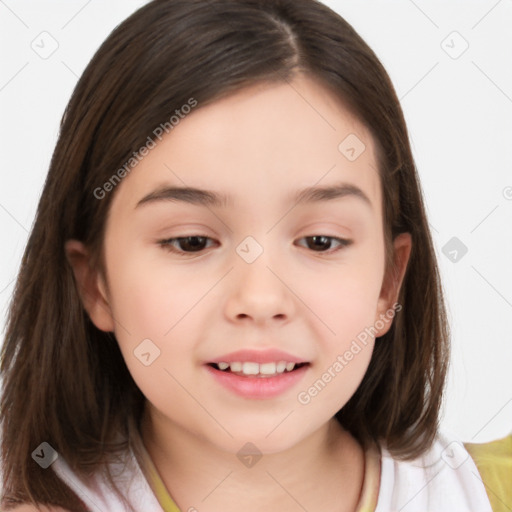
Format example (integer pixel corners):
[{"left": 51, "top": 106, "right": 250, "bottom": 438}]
[
  {"left": 64, "top": 239, "right": 115, "bottom": 332},
  {"left": 374, "top": 232, "right": 412, "bottom": 337}
]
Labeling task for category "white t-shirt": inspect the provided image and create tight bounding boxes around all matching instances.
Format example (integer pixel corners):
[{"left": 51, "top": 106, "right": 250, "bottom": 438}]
[{"left": 375, "top": 431, "right": 492, "bottom": 511}]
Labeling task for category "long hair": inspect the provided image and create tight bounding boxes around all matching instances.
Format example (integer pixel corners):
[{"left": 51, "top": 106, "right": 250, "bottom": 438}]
[{"left": 0, "top": 0, "right": 449, "bottom": 509}]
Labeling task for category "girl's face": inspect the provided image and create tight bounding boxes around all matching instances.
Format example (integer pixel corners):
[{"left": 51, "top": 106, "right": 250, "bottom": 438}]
[{"left": 69, "top": 75, "right": 411, "bottom": 454}]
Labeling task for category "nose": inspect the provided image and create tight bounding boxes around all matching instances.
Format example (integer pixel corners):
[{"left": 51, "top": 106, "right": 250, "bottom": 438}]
[{"left": 223, "top": 245, "right": 296, "bottom": 326}]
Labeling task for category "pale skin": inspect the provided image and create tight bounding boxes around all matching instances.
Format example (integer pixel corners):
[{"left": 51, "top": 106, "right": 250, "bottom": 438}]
[{"left": 61, "top": 74, "right": 412, "bottom": 512}]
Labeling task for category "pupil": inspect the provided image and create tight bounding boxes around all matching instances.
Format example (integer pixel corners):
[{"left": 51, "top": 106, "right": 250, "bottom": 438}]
[
  {"left": 311, "top": 236, "right": 329, "bottom": 250},
  {"left": 183, "top": 236, "right": 205, "bottom": 251}
]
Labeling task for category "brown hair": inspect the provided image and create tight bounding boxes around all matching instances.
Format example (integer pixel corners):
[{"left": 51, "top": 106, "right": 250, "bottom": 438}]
[{"left": 0, "top": 0, "right": 449, "bottom": 509}]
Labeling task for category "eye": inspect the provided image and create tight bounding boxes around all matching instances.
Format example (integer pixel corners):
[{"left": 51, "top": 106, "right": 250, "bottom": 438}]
[
  {"left": 158, "top": 235, "right": 217, "bottom": 255},
  {"left": 296, "top": 235, "right": 352, "bottom": 253},
  {"left": 158, "top": 234, "right": 352, "bottom": 256}
]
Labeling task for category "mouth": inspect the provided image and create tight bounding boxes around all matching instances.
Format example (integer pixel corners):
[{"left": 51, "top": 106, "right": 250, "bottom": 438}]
[
  {"left": 206, "top": 361, "right": 310, "bottom": 378},
  {"left": 204, "top": 348, "right": 311, "bottom": 398}
]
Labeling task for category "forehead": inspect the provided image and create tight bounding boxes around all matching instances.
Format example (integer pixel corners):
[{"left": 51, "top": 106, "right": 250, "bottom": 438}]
[{"left": 109, "top": 75, "right": 381, "bottom": 216}]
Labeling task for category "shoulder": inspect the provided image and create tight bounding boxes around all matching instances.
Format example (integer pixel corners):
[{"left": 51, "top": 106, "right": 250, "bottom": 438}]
[
  {"left": 464, "top": 433, "right": 512, "bottom": 512},
  {"left": 49, "top": 445, "right": 163, "bottom": 511},
  {"left": 464, "top": 431, "right": 512, "bottom": 467},
  {"left": 376, "top": 430, "right": 494, "bottom": 511}
]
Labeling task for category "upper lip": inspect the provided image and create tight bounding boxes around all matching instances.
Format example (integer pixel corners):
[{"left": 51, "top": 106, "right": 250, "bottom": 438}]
[{"left": 207, "top": 349, "right": 308, "bottom": 364}]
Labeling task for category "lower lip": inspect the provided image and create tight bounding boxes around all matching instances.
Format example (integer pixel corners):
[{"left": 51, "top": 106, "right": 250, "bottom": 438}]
[{"left": 205, "top": 364, "right": 309, "bottom": 399}]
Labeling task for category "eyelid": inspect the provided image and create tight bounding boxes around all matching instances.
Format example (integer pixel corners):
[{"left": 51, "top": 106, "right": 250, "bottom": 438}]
[{"left": 158, "top": 235, "right": 212, "bottom": 246}]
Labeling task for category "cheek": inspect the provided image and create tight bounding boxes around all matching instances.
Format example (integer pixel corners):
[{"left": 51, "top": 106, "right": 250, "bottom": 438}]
[
  {"left": 104, "top": 252, "right": 201, "bottom": 416},
  {"left": 296, "top": 291, "right": 377, "bottom": 419},
  {"left": 294, "top": 242, "right": 383, "bottom": 405},
  {"left": 104, "top": 246, "right": 211, "bottom": 391},
  {"left": 303, "top": 342, "right": 375, "bottom": 419},
  {"left": 106, "top": 245, "right": 206, "bottom": 339},
  {"left": 301, "top": 251, "right": 384, "bottom": 338}
]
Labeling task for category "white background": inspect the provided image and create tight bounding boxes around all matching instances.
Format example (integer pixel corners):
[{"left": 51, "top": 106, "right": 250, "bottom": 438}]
[{"left": 1, "top": 0, "right": 511, "bottom": 443}]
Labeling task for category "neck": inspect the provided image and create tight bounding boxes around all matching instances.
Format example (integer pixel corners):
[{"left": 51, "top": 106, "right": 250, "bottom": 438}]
[{"left": 140, "top": 405, "right": 365, "bottom": 512}]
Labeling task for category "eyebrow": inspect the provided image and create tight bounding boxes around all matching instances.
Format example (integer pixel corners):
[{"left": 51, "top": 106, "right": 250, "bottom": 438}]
[
  {"left": 135, "top": 182, "right": 372, "bottom": 209},
  {"left": 136, "top": 186, "right": 228, "bottom": 208}
]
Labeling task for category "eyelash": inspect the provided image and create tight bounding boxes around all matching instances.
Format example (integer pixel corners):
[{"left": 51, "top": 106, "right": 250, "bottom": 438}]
[{"left": 157, "top": 235, "right": 353, "bottom": 256}]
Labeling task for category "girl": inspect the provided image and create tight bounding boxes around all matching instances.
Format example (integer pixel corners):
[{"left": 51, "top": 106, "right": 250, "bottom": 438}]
[{"left": 1, "top": 0, "right": 510, "bottom": 511}]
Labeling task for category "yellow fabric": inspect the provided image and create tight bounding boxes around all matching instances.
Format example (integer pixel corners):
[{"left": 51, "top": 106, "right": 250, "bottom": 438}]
[
  {"left": 464, "top": 434, "right": 512, "bottom": 512},
  {"left": 354, "top": 441, "right": 381, "bottom": 512},
  {"left": 141, "top": 446, "right": 181, "bottom": 512}
]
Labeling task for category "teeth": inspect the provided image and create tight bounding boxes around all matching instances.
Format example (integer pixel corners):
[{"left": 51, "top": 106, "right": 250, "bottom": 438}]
[
  {"left": 242, "top": 362, "right": 259, "bottom": 375},
  {"left": 259, "top": 362, "right": 276, "bottom": 375},
  {"left": 276, "top": 361, "right": 287, "bottom": 373},
  {"left": 230, "top": 362, "right": 242, "bottom": 372},
  {"left": 214, "top": 360, "right": 300, "bottom": 376}
]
